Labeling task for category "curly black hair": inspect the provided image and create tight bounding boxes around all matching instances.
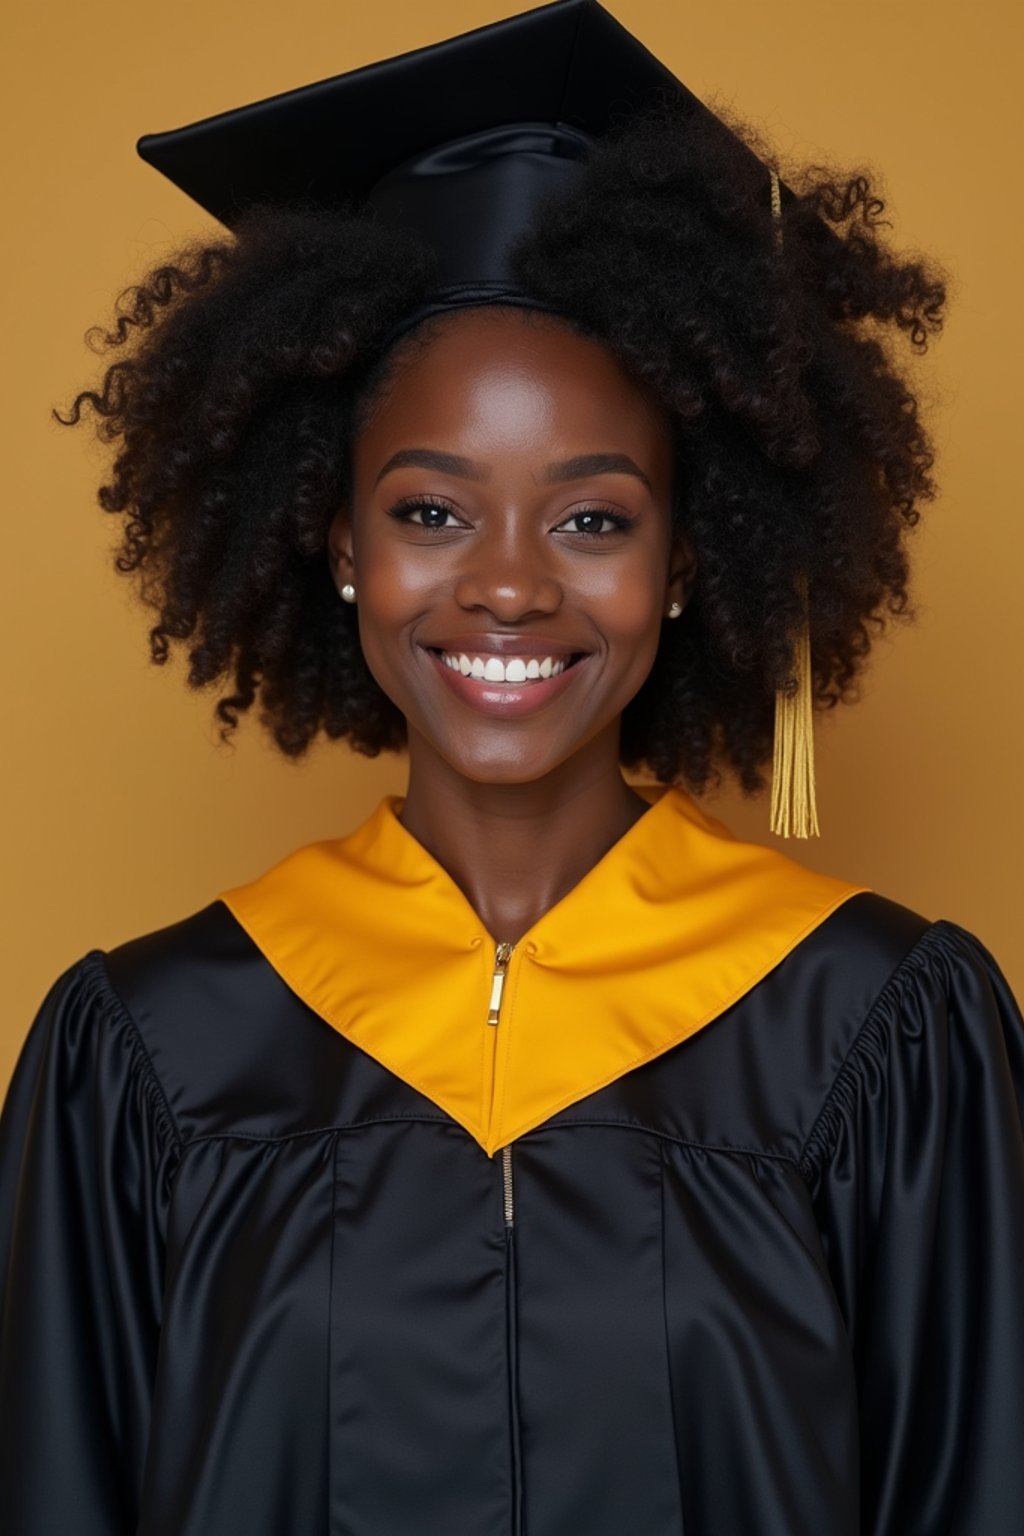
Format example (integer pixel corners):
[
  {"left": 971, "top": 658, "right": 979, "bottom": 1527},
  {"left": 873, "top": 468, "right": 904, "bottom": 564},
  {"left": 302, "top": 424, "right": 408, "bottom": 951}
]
[{"left": 56, "top": 93, "right": 947, "bottom": 794}]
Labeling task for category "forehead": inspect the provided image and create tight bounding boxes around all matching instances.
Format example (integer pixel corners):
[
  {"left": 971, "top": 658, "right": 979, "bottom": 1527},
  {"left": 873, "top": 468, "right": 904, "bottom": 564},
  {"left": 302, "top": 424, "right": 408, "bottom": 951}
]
[{"left": 356, "top": 307, "right": 670, "bottom": 454}]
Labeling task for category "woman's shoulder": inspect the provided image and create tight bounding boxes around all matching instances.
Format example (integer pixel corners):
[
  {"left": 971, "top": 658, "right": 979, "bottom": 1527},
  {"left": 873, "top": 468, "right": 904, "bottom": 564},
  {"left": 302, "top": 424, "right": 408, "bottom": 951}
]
[
  {"left": 703, "top": 884, "right": 1014, "bottom": 1126},
  {"left": 103, "top": 896, "right": 257, "bottom": 1002},
  {"left": 783, "top": 885, "right": 1020, "bottom": 1067},
  {"left": 813, "top": 886, "right": 931, "bottom": 977},
  {"left": 91, "top": 898, "right": 337, "bottom": 1143},
  {"left": 813, "top": 886, "right": 1011, "bottom": 1014}
]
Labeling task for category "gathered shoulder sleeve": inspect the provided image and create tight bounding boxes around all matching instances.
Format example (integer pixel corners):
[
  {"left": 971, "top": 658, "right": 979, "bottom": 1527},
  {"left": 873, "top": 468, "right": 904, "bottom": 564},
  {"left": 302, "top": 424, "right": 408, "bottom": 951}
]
[
  {"left": 0, "top": 951, "right": 182, "bottom": 1534},
  {"left": 801, "top": 920, "right": 1024, "bottom": 1536}
]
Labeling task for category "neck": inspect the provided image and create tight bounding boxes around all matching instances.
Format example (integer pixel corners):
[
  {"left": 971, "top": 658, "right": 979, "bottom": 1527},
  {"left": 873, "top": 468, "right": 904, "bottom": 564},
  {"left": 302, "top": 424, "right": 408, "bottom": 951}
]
[{"left": 398, "top": 737, "right": 652, "bottom": 945}]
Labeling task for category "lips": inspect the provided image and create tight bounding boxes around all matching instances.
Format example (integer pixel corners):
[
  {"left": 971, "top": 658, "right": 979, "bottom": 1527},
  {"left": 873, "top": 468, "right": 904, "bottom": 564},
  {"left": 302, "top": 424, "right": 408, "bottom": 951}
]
[{"left": 420, "top": 642, "right": 591, "bottom": 718}]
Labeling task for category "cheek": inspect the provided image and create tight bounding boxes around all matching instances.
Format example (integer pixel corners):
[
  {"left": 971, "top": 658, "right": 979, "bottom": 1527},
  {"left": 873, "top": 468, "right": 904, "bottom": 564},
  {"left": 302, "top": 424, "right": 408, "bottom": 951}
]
[
  {"left": 578, "top": 549, "right": 667, "bottom": 652},
  {"left": 348, "top": 532, "right": 456, "bottom": 712},
  {"left": 361, "top": 554, "right": 432, "bottom": 615},
  {"left": 352, "top": 527, "right": 434, "bottom": 641}
]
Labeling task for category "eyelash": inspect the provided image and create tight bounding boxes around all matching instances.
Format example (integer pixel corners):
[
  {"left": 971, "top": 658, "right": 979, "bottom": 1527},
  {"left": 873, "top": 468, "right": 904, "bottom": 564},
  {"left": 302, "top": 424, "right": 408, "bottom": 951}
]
[{"left": 386, "top": 496, "right": 637, "bottom": 537}]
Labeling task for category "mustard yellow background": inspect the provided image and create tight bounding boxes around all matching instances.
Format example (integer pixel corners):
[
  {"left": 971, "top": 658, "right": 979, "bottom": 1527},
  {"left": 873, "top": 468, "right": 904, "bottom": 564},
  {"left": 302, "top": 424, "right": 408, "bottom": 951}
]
[{"left": 2, "top": 0, "right": 1021, "bottom": 1098}]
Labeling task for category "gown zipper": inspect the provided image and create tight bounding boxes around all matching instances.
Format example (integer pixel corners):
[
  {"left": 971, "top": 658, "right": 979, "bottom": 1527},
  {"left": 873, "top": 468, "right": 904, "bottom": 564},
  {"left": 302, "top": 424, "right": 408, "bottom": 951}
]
[
  {"left": 486, "top": 941, "right": 516, "bottom": 1224},
  {"left": 488, "top": 941, "right": 515, "bottom": 1028},
  {"left": 487, "top": 940, "right": 523, "bottom": 1531}
]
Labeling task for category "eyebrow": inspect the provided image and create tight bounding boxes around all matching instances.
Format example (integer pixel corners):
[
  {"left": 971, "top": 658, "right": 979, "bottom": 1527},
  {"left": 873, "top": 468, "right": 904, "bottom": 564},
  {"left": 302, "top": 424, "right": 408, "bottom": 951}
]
[
  {"left": 374, "top": 448, "right": 652, "bottom": 492},
  {"left": 375, "top": 449, "right": 486, "bottom": 485},
  {"left": 546, "top": 453, "right": 652, "bottom": 492}
]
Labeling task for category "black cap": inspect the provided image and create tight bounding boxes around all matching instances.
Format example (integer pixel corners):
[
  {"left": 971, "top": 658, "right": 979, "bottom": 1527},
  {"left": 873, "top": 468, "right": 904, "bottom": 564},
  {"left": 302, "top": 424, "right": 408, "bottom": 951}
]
[{"left": 136, "top": 1, "right": 781, "bottom": 293}]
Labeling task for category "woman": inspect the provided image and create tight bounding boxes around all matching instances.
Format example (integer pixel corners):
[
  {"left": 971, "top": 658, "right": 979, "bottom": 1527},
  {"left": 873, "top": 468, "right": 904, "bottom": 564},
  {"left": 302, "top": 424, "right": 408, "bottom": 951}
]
[{"left": 1, "top": 2, "right": 1022, "bottom": 1533}]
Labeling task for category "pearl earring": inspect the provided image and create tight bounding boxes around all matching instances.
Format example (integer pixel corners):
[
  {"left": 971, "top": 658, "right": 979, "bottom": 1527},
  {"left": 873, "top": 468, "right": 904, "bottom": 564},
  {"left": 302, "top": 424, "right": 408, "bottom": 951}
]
[
  {"left": 341, "top": 583, "right": 356, "bottom": 604},
  {"left": 667, "top": 600, "right": 683, "bottom": 619}
]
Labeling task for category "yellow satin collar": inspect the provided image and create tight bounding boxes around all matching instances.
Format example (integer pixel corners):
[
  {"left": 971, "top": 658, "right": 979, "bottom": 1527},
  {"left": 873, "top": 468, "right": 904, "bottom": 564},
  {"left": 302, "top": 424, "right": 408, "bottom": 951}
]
[{"left": 218, "top": 785, "right": 868, "bottom": 1156}]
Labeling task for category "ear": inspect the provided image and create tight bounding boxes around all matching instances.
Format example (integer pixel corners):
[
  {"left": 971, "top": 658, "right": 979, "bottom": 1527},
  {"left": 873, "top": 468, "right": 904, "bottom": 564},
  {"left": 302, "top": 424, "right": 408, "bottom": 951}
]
[
  {"left": 326, "top": 504, "right": 355, "bottom": 596},
  {"left": 666, "top": 531, "right": 697, "bottom": 615}
]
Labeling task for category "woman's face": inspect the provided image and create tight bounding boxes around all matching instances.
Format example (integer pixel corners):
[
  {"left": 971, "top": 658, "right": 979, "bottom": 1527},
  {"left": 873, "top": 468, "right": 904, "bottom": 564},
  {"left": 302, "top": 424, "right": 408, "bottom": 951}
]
[{"left": 328, "top": 307, "right": 693, "bottom": 786}]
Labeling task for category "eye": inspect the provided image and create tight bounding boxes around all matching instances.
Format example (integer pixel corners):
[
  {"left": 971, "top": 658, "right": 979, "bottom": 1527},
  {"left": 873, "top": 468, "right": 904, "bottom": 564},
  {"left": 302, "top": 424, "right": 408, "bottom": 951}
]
[
  {"left": 553, "top": 507, "right": 637, "bottom": 537},
  {"left": 387, "top": 496, "right": 466, "bottom": 531}
]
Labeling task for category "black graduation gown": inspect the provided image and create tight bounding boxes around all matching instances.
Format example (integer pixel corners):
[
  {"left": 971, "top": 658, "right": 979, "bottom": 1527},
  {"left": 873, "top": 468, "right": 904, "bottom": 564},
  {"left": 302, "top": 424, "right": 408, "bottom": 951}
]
[{"left": 1, "top": 788, "right": 1023, "bottom": 1535}]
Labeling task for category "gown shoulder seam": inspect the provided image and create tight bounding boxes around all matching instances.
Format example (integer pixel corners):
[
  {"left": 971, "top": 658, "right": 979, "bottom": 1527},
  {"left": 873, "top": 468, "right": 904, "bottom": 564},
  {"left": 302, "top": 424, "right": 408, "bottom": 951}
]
[
  {"left": 796, "top": 919, "right": 957, "bottom": 1185},
  {"left": 78, "top": 948, "right": 184, "bottom": 1153}
]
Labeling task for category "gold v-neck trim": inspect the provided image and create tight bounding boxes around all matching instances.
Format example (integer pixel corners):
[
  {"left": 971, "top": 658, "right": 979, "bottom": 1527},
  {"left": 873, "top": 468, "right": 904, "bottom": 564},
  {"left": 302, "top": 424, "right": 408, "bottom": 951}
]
[{"left": 218, "top": 785, "right": 868, "bottom": 1155}]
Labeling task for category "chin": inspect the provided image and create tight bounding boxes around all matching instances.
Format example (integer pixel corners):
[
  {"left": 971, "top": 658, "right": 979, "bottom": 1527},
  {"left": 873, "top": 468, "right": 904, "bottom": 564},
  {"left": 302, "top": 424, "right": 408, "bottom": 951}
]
[
  {"left": 430, "top": 722, "right": 619, "bottom": 789},
  {"left": 441, "top": 749, "right": 574, "bottom": 788}
]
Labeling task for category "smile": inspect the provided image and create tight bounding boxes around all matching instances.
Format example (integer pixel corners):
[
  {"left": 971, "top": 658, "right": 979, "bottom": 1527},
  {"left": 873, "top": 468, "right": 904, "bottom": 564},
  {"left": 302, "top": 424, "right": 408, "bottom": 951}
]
[
  {"left": 422, "top": 645, "right": 591, "bottom": 718},
  {"left": 434, "top": 651, "right": 577, "bottom": 683}
]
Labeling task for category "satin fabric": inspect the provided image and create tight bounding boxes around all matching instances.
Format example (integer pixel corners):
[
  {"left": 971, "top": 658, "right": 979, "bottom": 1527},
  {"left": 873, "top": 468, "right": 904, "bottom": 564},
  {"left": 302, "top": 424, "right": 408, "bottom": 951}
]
[
  {"left": 218, "top": 785, "right": 868, "bottom": 1155},
  {"left": 366, "top": 123, "right": 595, "bottom": 288},
  {"left": 135, "top": 1, "right": 693, "bottom": 232},
  {"left": 366, "top": 120, "right": 596, "bottom": 349},
  {"left": 2, "top": 894, "right": 1023, "bottom": 1533}
]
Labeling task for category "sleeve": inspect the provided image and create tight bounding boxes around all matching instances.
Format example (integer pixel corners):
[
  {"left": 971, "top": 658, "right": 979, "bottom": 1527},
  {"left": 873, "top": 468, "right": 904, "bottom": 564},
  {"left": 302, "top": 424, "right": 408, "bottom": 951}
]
[
  {"left": 0, "top": 951, "right": 182, "bottom": 1535},
  {"left": 801, "top": 920, "right": 1024, "bottom": 1536}
]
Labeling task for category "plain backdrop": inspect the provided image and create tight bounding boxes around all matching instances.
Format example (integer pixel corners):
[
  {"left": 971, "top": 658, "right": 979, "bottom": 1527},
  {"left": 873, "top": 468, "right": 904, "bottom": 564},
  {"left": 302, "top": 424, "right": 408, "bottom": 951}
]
[{"left": 2, "top": 0, "right": 1021, "bottom": 1096}]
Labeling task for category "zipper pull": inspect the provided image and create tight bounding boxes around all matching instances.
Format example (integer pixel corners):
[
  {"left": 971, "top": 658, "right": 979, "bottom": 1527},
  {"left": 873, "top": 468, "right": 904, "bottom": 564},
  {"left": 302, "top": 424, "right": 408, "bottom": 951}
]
[{"left": 487, "top": 941, "right": 515, "bottom": 1026}]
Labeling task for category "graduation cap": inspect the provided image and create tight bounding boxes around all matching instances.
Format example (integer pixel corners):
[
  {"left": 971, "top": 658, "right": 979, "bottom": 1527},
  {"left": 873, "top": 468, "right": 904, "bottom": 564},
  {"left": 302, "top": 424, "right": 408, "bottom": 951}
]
[
  {"left": 136, "top": 0, "right": 783, "bottom": 304},
  {"left": 136, "top": 0, "right": 818, "bottom": 838}
]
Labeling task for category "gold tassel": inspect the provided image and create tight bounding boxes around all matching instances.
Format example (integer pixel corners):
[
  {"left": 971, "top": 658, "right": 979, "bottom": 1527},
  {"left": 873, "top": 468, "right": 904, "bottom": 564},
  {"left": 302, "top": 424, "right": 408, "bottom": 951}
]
[
  {"left": 767, "top": 167, "right": 820, "bottom": 838},
  {"left": 769, "top": 574, "right": 819, "bottom": 838}
]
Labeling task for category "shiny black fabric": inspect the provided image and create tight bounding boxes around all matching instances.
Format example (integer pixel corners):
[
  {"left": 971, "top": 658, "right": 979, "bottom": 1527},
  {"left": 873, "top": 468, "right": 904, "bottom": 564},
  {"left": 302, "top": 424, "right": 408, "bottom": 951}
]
[
  {"left": 366, "top": 121, "right": 596, "bottom": 351},
  {"left": 366, "top": 123, "right": 595, "bottom": 288},
  {"left": 2, "top": 891, "right": 1023, "bottom": 1535},
  {"left": 135, "top": 2, "right": 691, "bottom": 227}
]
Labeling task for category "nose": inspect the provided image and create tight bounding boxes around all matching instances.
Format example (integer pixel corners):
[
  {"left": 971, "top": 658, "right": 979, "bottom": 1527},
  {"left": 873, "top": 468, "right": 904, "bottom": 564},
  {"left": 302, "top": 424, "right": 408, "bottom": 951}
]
[{"left": 451, "top": 525, "right": 563, "bottom": 621}]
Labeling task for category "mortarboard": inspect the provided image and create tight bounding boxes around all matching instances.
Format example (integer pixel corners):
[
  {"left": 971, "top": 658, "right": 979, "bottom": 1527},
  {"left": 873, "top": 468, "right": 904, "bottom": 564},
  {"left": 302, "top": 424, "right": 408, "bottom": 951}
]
[
  {"left": 136, "top": 0, "right": 795, "bottom": 343},
  {"left": 136, "top": 0, "right": 819, "bottom": 837}
]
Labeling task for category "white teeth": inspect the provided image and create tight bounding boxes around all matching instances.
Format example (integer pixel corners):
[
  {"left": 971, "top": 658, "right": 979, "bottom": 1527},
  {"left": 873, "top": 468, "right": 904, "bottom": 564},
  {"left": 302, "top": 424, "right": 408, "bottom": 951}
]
[{"left": 437, "top": 651, "right": 574, "bottom": 683}]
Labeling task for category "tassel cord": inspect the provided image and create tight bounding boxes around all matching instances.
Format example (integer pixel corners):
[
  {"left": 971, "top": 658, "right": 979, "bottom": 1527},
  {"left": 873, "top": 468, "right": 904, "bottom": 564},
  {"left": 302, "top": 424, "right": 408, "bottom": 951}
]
[{"left": 767, "top": 166, "right": 819, "bottom": 838}]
